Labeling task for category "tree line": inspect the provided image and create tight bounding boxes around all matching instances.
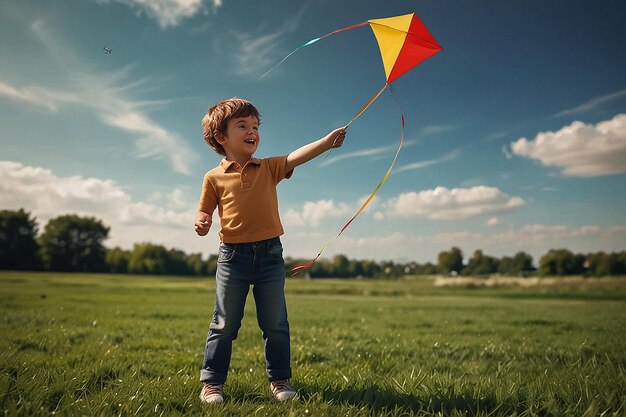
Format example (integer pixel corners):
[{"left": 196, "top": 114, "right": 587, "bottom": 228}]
[{"left": 1, "top": 209, "right": 625, "bottom": 278}]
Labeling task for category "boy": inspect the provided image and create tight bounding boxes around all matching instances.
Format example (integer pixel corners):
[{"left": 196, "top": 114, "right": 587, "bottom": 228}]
[{"left": 195, "top": 97, "right": 346, "bottom": 403}]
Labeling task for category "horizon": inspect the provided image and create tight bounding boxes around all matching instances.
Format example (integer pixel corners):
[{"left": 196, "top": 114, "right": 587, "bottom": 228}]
[{"left": 1, "top": 0, "right": 625, "bottom": 264}]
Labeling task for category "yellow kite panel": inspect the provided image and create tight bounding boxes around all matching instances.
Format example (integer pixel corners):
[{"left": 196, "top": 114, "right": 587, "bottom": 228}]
[{"left": 368, "top": 14, "right": 413, "bottom": 82}]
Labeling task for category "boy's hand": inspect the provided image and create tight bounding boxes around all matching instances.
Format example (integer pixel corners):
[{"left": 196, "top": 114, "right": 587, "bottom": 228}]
[
  {"left": 195, "top": 211, "right": 211, "bottom": 236},
  {"left": 328, "top": 126, "right": 347, "bottom": 149}
]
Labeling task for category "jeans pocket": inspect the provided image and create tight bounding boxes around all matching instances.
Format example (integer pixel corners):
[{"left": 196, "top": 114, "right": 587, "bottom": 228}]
[
  {"left": 218, "top": 244, "right": 236, "bottom": 263},
  {"left": 268, "top": 242, "right": 283, "bottom": 260}
]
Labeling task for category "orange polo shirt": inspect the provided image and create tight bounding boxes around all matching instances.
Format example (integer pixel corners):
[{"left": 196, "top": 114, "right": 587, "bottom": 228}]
[{"left": 198, "top": 156, "right": 293, "bottom": 243}]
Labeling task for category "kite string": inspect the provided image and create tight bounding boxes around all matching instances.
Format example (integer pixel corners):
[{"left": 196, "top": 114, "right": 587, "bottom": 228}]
[
  {"left": 259, "top": 22, "right": 369, "bottom": 80},
  {"left": 325, "top": 82, "right": 388, "bottom": 158},
  {"left": 292, "top": 84, "right": 405, "bottom": 275}
]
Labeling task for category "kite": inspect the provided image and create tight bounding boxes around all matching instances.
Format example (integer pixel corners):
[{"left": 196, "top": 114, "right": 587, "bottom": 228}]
[{"left": 262, "top": 12, "right": 443, "bottom": 273}]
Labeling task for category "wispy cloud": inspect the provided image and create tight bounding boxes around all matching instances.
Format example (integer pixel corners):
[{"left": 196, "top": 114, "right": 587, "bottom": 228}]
[
  {"left": 95, "top": 0, "right": 222, "bottom": 29},
  {"left": 232, "top": 6, "right": 309, "bottom": 77},
  {"left": 0, "top": 81, "right": 74, "bottom": 111},
  {"left": 320, "top": 140, "right": 418, "bottom": 167},
  {"left": 0, "top": 20, "right": 197, "bottom": 175},
  {"left": 395, "top": 148, "right": 460, "bottom": 173},
  {"left": 320, "top": 125, "right": 453, "bottom": 167},
  {"left": 418, "top": 125, "right": 455, "bottom": 135},
  {"left": 501, "top": 144, "right": 513, "bottom": 160},
  {"left": 553, "top": 88, "right": 626, "bottom": 118}
]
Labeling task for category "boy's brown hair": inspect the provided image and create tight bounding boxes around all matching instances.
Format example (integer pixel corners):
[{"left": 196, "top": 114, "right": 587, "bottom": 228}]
[{"left": 201, "top": 98, "right": 261, "bottom": 156}]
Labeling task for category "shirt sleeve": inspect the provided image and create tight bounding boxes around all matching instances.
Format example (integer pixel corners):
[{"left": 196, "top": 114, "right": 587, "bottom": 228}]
[
  {"left": 267, "top": 155, "right": 294, "bottom": 184},
  {"left": 198, "top": 172, "right": 218, "bottom": 220}
]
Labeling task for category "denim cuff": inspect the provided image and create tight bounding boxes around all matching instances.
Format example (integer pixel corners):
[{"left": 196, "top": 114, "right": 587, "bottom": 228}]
[
  {"left": 267, "top": 367, "right": 292, "bottom": 382},
  {"left": 200, "top": 368, "right": 227, "bottom": 384}
]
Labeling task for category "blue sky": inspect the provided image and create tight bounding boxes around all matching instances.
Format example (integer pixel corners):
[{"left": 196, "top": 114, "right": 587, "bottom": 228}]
[{"left": 1, "top": 0, "right": 625, "bottom": 265}]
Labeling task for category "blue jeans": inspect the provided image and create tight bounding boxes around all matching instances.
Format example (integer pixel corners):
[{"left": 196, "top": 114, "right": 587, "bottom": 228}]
[{"left": 200, "top": 237, "right": 291, "bottom": 384}]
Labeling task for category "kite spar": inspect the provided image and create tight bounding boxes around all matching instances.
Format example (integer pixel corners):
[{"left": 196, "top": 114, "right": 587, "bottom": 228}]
[{"left": 261, "top": 13, "right": 443, "bottom": 273}]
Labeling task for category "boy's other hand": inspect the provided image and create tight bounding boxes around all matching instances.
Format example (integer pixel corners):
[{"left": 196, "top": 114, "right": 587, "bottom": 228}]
[{"left": 195, "top": 211, "right": 211, "bottom": 236}]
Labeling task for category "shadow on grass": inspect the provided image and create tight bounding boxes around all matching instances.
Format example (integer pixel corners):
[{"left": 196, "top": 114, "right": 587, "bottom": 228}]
[{"left": 298, "top": 382, "right": 526, "bottom": 416}]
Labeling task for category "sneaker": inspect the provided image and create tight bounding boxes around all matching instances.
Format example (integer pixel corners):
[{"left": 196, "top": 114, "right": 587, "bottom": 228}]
[
  {"left": 270, "top": 379, "right": 297, "bottom": 401},
  {"left": 199, "top": 383, "right": 224, "bottom": 404}
]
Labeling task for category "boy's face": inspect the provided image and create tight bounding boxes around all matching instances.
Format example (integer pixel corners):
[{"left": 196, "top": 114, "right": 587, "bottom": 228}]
[{"left": 219, "top": 115, "right": 260, "bottom": 161}]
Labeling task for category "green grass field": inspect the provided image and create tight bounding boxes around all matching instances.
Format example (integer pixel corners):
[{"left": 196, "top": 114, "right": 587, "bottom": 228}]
[{"left": 1, "top": 272, "right": 625, "bottom": 416}]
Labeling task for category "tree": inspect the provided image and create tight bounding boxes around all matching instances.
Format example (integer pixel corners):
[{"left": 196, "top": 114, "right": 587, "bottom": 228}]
[
  {"left": 333, "top": 254, "right": 350, "bottom": 277},
  {"left": 438, "top": 247, "right": 464, "bottom": 275},
  {"left": 187, "top": 253, "right": 208, "bottom": 276},
  {"left": 167, "top": 248, "right": 191, "bottom": 275},
  {"left": 539, "top": 249, "right": 585, "bottom": 276},
  {"left": 464, "top": 250, "right": 499, "bottom": 276},
  {"left": 0, "top": 209, "right": 40, "bottom": 270},
  {"left": 498, "top": 251, "right": 534, "bottom": 276},
  {"left": 106, "top": 247, "right": 131, "bottom": 273},
  {"left": 586, "top": 251, "right": 625, "bottom": 276},
  {"left": 360, "top": 260, "right": 381, "bottom": 278},
  {"left": 39, "top": 215, "right": 109, "bottom": 271},
  {"left": 347, "top": 259, "right": 364, "bottom": 277},
  {"left": 415, "top": 262, "right": 438, "bottom": 275},
  {"left": 206, "top": 254, "right": 218, "bottom": 276},
  {"left": 616, "top": 251, "right": 626, "bottom": 275},
  {"left": 127, "top": 243, "right": 170, "bottom": 275}
]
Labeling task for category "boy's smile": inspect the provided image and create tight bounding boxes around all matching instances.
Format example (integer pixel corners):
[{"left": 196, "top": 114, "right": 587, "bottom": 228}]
[{"left": 219, "top": 115, "right": 260, "bottom": 165}]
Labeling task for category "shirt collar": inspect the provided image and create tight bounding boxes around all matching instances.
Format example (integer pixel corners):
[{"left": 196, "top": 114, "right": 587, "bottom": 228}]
[{"left": 220, "top": 157, "right": 262, "bottom": 172}]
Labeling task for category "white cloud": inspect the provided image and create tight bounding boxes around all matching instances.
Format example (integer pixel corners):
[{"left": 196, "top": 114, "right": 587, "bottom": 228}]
[
  {"left": 0, "top": 161, "right": 204, "bottom": 250},
  {"left": 95, "top": 0, "right": 222, "bottom": 29},
  {"left": 283, "top": 199, "right": 353, "bottom": 227},
  {"left": 486, "top": 217, "right": 501, "bottom": 226},
  {"left": 283, "top": 194, "right": 381, "bottom": 228},
  {"left": 385, "top": 186, "right": 525, "bottom": 220},
  {"left": 510, "top": 114, "right": 626, "bottom": 177}
]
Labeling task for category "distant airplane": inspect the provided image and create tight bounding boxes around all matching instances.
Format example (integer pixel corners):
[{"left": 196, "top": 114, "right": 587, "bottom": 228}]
[{"left": 103, "top": 47, "right": 112, "bottom": 54}]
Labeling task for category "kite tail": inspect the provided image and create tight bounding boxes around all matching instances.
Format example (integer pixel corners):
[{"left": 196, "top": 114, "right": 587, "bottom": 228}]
[
  {"left": 292, "top": 84, "right": 405, "bottom": 275},
  {"left": 259, "top": 22, "right": 369, "bottom": 80}
]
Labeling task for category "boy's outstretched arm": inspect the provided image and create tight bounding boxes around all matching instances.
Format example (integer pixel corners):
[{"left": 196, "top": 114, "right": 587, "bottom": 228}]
[{"left": 286, "top": 127, "right": 346, "bottom": 171}]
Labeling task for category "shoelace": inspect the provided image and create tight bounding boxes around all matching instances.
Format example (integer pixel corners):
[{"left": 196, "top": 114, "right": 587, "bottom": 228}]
[
  {"left": 203, "top": 384, "right": 223, "bottom": 396},
  {"left": 271, "top": 380, "right": 294, "bottom": 393}
]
